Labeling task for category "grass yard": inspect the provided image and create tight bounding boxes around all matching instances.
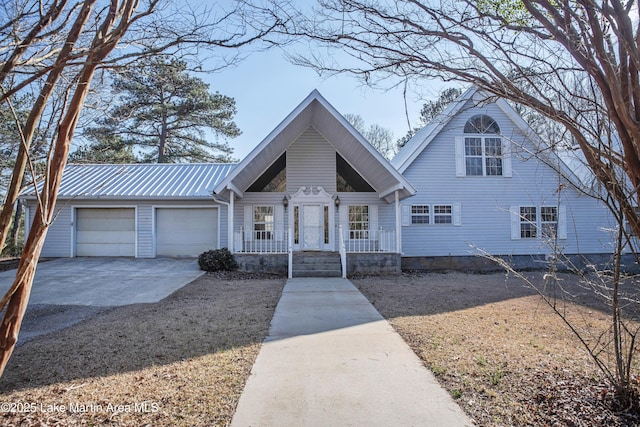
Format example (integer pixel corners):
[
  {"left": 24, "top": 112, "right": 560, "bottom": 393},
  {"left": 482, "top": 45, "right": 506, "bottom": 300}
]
[
  {"left": 354, "top": 271, "right": 640, "bottom": 426},
  {"left": 1, "top": 269, "right": 638, "bottom": 426},
  {"left": 0, "top": 272, "right": 285, "bottom": 427}
]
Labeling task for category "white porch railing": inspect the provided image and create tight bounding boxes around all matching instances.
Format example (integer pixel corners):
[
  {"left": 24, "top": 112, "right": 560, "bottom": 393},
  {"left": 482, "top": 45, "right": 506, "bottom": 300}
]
[
  {"left": 342, "top": 228, "right": 396, "bottom": 253},
  {"left": 234, "top": 228, "right": 289, "bottom": 253},
  {"left": 338, "top": 225, "right": 347, "bottom": 278},
  {"left": 287, "top": 228, "right": 293, "bottom": 279},
  {"left": 234, "top": 227, "right": 396, "bottom": 254}
]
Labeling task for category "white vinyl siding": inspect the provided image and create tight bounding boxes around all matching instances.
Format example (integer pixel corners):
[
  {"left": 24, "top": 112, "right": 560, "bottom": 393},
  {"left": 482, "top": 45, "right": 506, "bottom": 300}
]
[
  {"left": 28, "top": 203, "right": 72, "bottom": 257},
  {"left": 28, "top": 199, "right": 225, "bottom": 258},
  {"left": 156, "top": 208, "right": 218, "bottom": 257},
  {"left": 286, "top": 127, "right": 337, "bottom": 192},
  {"left": 76, "top": 208, "right": 135, "bottom": 257},
  {"left": 402, "top": 97, "right": 613, "bottom": 257}
]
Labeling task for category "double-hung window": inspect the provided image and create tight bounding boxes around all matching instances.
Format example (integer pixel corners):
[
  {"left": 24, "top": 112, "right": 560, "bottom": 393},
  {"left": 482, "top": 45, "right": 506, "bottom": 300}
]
[
  {"left": 540, "top": 206, "right": 558, "bottom": 238},
  {"left": 254, "top": 206, "right": 274, "bottom": 240},
  {"left": 403, "top": 204, "right": 461, "bottom": 226},
  {"left": 433, "top": 205, "right": 453, "bottom": 224},
  {"left": 513, "top": 205, "right": 564, "bottom": 240},
  {"left": 519, "top": 206, "right": 537, "bottom": 238},
  {"left": 349, "top": 205, "right": 369, "bottom": 239},
  {"left": 460, "top": 115, "right": 506, "bottom": 177},
  {"left": 411, "top": 205, "right": 430, "bottom": 224}
]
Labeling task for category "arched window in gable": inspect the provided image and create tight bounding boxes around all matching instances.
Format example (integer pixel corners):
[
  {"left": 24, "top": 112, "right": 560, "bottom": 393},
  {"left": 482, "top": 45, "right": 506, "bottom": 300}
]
[
  {"left": 463, "top": 114, "right": 500, "bottom": 134},
  {"left": 458, "top": 114, "right": 507, "bottom": 176}
]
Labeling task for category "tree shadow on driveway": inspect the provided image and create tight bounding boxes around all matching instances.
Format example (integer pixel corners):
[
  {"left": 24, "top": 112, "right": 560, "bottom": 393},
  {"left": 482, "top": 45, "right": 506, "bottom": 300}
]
[{"left": 0, "top": 274, "right": 285, "bottom": 393}]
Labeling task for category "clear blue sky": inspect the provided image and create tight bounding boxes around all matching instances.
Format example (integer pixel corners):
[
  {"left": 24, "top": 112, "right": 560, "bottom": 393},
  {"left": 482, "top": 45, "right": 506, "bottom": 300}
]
[{"left": 206, "top": 48, "right": 449, "bottom": 161}]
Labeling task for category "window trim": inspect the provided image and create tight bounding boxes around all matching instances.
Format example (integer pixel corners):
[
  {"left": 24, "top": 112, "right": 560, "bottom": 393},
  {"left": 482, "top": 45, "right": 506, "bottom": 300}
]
[
  {"left": 253, "top": 205, "right": 275, "bottom": 240},
  {"left": 511, "top": 205, "right": 566, "bottom": 240},
  {"left": 540, "top": 206, "right": 558, "bottom": 239},
  {"left": 403, "top": 204, "right": 461, "bottom": 227},
  {"left": 411, "top": 205, "right": 430, "bottom": 224},
  {"left": 433, "top": 205, "right": 453, "bottom": 224},
  {"left": 348, "top": 205, "right": 370, "bottom": 239},
  {"left": 464, "top": 135, "right": 504, "bottom": 177}
]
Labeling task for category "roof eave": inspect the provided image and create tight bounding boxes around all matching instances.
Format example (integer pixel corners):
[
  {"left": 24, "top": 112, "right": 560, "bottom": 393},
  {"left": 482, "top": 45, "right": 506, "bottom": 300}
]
[{"left": 392, "top": 86, "right": 477, "bottom": 173}]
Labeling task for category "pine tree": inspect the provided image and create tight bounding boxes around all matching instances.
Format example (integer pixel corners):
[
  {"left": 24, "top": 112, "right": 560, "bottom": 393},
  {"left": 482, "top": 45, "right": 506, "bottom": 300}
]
[{"left": 79, "top": 57, "right": 240, "bottom": 163}]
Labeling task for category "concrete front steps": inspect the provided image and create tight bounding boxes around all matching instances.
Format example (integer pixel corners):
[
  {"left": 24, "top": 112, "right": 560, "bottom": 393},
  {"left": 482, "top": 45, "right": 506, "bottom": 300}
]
[{"left": 292, "top": 251, "right": 342, "bottom": 278}]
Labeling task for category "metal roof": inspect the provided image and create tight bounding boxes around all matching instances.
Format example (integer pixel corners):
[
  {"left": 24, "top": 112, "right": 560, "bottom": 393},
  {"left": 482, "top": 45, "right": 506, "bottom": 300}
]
[{"left": 23, "top": 163, "right": 237, "bottom": 199}]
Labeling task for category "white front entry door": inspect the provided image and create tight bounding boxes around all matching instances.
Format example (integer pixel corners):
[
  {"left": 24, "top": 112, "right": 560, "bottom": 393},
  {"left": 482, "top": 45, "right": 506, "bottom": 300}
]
[{"left": 302, "top": 204, "right": 323, "bottom": 250}]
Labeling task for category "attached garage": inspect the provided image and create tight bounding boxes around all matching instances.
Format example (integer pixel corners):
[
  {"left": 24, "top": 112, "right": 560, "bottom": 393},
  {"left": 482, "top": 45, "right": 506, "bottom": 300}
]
[
  {"left": 75, "top": 208, "right": 136, "bottom": 256},
  {"left": 155, "top": 208, "right": 218, "bottom": 257}
]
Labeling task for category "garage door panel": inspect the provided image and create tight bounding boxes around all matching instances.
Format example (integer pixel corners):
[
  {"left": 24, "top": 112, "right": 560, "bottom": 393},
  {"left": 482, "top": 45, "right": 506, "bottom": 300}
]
[
  {"left": 76, "top": 243, "right": 134, "bottom": 257},
  {"left": 77, "top": 219, "right": 134, "bottom": 232},
  {"left": 156, "top": 208, "right": 217, "bottom": 257},
  {"left": 77, "top": 230, "right": 136, "bottom": 244},
  {"left": 76, "top": 208, "right": 135, "bottom": 257}
]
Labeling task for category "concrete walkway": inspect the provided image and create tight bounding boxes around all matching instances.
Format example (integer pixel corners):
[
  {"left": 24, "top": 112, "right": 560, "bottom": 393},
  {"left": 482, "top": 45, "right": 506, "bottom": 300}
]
[{"left": 231, "top": 278, "right": 474, "bottom": 427}]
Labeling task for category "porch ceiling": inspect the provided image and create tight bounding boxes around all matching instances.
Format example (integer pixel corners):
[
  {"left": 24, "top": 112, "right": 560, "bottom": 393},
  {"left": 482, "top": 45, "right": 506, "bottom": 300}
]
[{"left": 213, "top": 90, "right": 415, "bottom": 202}]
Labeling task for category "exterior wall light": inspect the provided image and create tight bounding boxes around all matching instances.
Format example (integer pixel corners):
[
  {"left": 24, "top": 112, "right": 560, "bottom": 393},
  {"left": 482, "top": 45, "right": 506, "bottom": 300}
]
[
  {"left": 334, "top": 196, "right": 340, "bottom": 206},
  {"left": 283, "top": 196, "right": 289, "bottom": 207}
]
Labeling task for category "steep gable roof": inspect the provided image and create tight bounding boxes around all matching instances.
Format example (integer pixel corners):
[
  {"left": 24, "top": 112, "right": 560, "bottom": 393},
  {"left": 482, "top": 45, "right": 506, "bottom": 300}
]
[
  {"left": 213, "top": 90, "right": 415, "bottom": 202},
  {"left": 391, "top": 86, "right": 475, "bottom": 173},
  {"left": 392, "top": 86, "right": 585, "bottom": 189}
]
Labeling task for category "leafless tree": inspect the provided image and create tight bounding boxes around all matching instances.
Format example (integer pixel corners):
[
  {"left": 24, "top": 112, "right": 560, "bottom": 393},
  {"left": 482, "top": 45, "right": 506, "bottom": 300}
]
[
  {"left": 344, "top": 113, "right": 396, "bottom": 159},
  {"left": 288, "top": 0, "right": 640, "bottom": 408},
  {"left": 0, "top": 0, "right": 289, "bottom": 377}
]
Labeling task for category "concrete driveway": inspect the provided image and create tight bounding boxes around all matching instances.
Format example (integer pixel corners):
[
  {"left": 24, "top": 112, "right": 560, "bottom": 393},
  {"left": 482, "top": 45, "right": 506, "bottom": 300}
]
[{"left": 0, "top": 257, "right": 204, "bottom": 306}]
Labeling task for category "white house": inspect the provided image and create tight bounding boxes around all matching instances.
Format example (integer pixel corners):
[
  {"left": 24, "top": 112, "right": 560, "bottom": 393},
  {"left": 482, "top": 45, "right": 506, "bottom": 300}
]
[{"left": 21, "top": 88, "right": 620, "bottom": 275}]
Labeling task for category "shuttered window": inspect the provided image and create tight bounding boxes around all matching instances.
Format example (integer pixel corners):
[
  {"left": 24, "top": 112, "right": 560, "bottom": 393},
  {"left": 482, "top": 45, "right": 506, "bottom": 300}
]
[{"left": 456, "top": 114, "right": 511, "bottom": 178}]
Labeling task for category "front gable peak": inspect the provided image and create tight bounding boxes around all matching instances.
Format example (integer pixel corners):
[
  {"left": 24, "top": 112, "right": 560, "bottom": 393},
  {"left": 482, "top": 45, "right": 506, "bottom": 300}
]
[{"left": 214, "top": 90, "right": 415, "bottom": 201}]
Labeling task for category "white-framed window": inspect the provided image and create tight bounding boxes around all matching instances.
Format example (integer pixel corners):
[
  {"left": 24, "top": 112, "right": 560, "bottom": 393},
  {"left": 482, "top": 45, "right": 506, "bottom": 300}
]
[
  {"left": 349, "top": 205, "right": 369, "bottom": 239},
  {"left": 411, "top": 205, "right": 430, "bottom": 224},
  {"left": 402, "top": 204, "right": 461, "bottom": 227},
  {"left": 433, "top": 205, "right": 453, "bottom": 224},
  {"left": 540, "top": 206, "right": 558, "bottom": 238},
  {"left": 457, "top": 114, "right": 511, "bottom": 177},
  {"left": 519, "top": 206, "right": 537, "bottom": 238},
  {"left": 512, "top": 205, "right": 566, "bottom": 240},
  {"left": 254, "top": 206, "right": 274, "bottom": 240}
]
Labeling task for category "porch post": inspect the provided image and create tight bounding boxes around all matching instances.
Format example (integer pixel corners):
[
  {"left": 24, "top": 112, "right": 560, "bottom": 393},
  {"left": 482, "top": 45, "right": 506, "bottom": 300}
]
[
  {"left": 395, "top": 190, "right": 401, "bottom": 254},
  {"left": 228, "top": 190, "right": 235, "bottom": 253}
]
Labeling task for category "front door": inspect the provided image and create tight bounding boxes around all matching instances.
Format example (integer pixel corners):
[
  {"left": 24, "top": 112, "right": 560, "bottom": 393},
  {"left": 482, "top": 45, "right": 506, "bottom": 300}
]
[{"left": 302, "top": 204, "right": 323, "bottom": 250}]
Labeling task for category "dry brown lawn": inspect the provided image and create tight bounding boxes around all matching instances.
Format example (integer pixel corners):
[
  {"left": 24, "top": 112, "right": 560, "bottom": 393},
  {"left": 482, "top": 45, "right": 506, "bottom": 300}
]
[
  {"left": 0, "top": 272, "right": 285, "bottom": 427},
  {"left": 1, "top": 269, "right": 639, "bottom": 426},
  {"left": 354, "top": 271, "right": 640, "bottom": 426}
]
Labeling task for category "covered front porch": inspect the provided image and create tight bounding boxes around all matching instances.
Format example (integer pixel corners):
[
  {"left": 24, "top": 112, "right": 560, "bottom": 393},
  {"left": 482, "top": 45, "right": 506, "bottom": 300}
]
[
  {"left": 212, "top": 90, "right": 416, "bottom": 277},
  {"left": 230, "top": 186, "right": 401, "bottom": 278},
  {"left": 231, "top": 186, "right": 399, "bottom": 255}
]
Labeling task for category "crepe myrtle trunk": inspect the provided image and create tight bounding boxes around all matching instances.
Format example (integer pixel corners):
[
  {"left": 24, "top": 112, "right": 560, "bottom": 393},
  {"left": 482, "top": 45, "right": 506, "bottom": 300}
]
[
  {"left": 0, "top": 0, "right": 138, "bottom": 377},
  {"left": 0, "top": 0, "right": 97, "bottom": 256}
]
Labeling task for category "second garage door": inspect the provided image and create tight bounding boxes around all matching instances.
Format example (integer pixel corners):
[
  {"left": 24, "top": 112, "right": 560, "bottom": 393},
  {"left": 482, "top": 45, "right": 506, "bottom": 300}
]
[
  {"left": 156, "top": 208, "right": 218, "bottom": 257},
  {"left": 76, "top": 208, "right": 136, "bottom": 256}
]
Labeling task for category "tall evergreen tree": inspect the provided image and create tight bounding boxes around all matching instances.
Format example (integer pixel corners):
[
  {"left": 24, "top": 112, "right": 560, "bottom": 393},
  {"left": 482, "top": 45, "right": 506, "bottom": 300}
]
[{"left": 80, "top": 57, "right": 240, "bottom": 163}]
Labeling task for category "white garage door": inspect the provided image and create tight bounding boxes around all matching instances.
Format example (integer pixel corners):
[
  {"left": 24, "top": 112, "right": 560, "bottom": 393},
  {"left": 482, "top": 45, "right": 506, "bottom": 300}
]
[
  {"left": 76, "top": 208, "right": 135, "bottom": 256},
  {"left": 156, "top": 208, "right": 218, "bottom": 257}
]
